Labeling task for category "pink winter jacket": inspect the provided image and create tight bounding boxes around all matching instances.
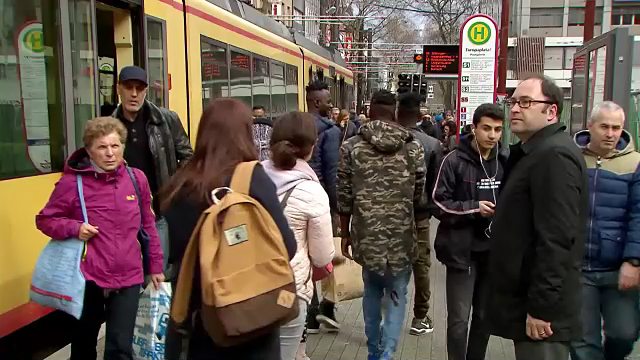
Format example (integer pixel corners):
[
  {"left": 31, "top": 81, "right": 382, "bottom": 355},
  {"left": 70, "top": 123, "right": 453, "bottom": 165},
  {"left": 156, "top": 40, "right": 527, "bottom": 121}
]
[
  {"left": 35, "top": 148, "right": 164, "bottom": 289},
  {"left": 262, "top": 159, "right": 335, "bottom": 303}
]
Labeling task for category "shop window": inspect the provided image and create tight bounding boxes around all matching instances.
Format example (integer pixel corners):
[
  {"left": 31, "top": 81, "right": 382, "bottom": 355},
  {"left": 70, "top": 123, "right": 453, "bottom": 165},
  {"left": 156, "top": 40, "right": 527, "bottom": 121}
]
[
  {"left": 530, "top": 8, "right": 563, "bottom": 28},
  {"left": 544, "top": 47, "right": 564, "bottom": 70},
  {"left": 230, "top": 50, "right": 252, "bottom": 108},
  {"left": 0, "top": 0, "right": 65, "bottom": 179},
  {"left": 270, "top": 62, "right": 286, "bottom": 119},
  {"left": 253, "top": 57, "right": 270, "bottom": 117},
  {"left": 201, "top": 37, "right": 229, "bottom": 110},
  {"left": 564, "top": 47, "right": 577, "bottom": 69},
  {"left": 146, "top": 17, "right": 168, "bottom": 108},
  {"left": 286, "top": 65, "right": 298, "bottom": 112}
]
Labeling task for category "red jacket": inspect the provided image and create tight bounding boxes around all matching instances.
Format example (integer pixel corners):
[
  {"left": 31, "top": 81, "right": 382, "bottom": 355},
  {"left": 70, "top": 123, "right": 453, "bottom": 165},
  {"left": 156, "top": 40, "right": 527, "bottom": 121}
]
[{"left": 36, "top": 148, "right": 163, "bottom": 289}]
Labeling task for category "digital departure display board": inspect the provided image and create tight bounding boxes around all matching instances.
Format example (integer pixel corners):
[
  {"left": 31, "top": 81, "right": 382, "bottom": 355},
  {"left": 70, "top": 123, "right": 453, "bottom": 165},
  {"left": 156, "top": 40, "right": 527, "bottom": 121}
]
[{"left": 423, "top": 45, "right": 460, "bottom": 75}]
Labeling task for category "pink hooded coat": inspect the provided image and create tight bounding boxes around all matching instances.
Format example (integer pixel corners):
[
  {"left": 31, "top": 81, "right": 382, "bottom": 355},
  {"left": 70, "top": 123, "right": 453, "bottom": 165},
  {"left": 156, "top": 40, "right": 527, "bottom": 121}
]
[{"left": 36, "top": 148, "right": 164, "bottom": 289}]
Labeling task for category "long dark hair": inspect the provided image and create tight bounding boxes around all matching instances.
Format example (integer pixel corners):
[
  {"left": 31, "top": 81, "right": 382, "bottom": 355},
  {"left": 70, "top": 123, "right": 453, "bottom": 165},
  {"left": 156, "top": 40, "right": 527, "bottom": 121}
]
[{"left": 160, "top": 98, "right": 258, "bottom": 209}]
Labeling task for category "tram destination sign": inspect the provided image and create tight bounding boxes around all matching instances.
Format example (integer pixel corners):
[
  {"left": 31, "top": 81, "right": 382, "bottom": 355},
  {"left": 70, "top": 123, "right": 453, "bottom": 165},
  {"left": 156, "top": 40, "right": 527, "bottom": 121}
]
[
  {"left": 422, "top": 45, "right": 460, "bottom": 76},
  {"left": 457, "top": 14, "right": 498, "bottom": 128}
]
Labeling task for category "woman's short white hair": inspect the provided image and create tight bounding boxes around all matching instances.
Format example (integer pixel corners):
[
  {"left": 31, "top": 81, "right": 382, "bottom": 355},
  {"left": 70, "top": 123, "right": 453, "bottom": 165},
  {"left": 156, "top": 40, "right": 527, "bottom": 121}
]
[{"left": 589, "top": 101, "right": 625, "bottom": 125}]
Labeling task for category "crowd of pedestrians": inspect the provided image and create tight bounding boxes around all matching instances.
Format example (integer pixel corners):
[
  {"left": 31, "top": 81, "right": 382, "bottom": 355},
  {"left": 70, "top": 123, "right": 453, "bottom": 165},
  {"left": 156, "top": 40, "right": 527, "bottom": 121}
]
[{"left": 34, "top": 65, "right": 640, "bottom": 360}]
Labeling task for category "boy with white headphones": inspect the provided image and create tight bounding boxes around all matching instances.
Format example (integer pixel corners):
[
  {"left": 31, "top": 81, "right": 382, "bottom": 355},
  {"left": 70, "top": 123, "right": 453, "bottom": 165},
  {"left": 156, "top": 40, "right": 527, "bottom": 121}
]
[{"left": 431, "top": 103, "right": 507, "bottom": 360}]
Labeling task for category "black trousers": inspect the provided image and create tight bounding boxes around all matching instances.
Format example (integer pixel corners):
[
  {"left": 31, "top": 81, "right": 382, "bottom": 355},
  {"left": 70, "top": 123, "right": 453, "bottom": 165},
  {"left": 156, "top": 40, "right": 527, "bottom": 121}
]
[
  {"left": 70, "top": 281, "right": 140, "bottom": 360},
  {"left": 412, "top": 218, "right": 432, "bottom": 319},
  {"left": 445, "top": 251, "right": 491, "bottom": 360},
  {"left": 514, "top": 341, "right": 570, "bottom": 360}
]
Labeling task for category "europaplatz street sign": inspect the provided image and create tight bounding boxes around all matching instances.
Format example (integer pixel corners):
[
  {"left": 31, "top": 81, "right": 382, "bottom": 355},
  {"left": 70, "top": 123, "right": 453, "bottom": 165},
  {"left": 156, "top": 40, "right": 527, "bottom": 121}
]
[{"left": 457, "top": 14, "right": 498, "bottom": 128}]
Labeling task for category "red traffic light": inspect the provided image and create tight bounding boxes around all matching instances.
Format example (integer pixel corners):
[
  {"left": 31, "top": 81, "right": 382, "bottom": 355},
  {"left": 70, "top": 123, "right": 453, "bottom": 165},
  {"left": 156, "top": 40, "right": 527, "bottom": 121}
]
[{"left": 413, "top": 54, "right": 424, "bottom": 63}]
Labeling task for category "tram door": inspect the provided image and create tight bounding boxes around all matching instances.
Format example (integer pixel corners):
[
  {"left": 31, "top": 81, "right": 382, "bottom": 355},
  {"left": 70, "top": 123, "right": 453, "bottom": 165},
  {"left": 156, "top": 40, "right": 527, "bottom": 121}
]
[
  {"left": 95, "top": 1, "right": 143, "bottom": 116},
  {"left": 569, "top": 27, "right": 633, "bottom": 135}
]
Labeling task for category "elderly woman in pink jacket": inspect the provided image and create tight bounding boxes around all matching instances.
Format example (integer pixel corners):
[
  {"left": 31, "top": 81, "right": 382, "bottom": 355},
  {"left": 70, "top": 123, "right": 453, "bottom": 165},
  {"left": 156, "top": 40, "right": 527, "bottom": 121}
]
[
  {"left": 36, "top": 117, "right": 164, "bottom": 360},
  {"left": 262, "top": 111, "right": 336, "bottom": 360}
]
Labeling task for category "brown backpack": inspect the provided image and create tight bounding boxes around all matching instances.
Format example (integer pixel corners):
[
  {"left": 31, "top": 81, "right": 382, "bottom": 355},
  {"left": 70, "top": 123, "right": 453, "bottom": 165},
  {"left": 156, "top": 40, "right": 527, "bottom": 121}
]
[{"left": 170, "top": 161, "right": 298, "bottom": 346}]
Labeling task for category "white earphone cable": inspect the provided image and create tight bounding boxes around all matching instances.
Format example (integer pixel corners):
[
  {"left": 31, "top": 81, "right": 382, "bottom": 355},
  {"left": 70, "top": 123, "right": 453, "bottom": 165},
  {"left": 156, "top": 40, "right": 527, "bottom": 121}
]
[{"left": 474, "top": 134, "right": 499, "bottom": 238}]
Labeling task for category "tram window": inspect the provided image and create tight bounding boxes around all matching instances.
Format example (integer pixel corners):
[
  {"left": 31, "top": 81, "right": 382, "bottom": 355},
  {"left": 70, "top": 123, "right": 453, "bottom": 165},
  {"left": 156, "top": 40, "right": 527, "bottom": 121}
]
[
  {"left": 286, "top": 65, "right": 299, "bottom": 112},
  {"left": 623, "top": 14, "right": 633, "bottom": 25},
  {"left": 230, "top": 50, "right": 252, "bottom": 108},
  {"left": 201, "top": 38, "right": 229, "bottom": 109},
  {"left": 146, "top": 17, "right": 168, "bottom": 108},
  {"left": 271, "top": 62, "right": 286, "bottom": 119},
  {"left": 1, "top": 0, "right": 65, "bottom": 179},
  {"left": 253, "top": 57, "right": 271, "bottom": 118}
]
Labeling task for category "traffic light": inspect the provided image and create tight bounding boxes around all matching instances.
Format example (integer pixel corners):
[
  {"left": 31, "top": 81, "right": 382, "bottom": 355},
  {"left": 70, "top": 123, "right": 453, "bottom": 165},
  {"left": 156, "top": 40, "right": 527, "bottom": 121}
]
[
  {"left": 397, "top": 74, "right": 410, "bottom": 94},
  {"left": 413, "top": 53, "right": 424, "bottom": 64},
  {"left": 420, "top": 78, "right": 428, "bottom": 103},
  {"left": 412, "top": 74, "right": 420, "bottom": 93}
]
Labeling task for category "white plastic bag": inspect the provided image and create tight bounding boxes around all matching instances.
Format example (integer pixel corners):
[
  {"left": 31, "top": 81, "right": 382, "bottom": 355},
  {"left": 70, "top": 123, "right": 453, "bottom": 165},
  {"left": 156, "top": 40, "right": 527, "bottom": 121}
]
[{"left": 132, "top": 282, "right": 172, "bottom": 360}]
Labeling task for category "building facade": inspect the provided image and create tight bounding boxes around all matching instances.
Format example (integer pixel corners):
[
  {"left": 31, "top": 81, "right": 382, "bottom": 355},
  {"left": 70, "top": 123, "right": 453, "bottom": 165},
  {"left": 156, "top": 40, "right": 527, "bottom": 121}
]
[{"left": 510, "top": 0, "right": 640, "bottom": 37}]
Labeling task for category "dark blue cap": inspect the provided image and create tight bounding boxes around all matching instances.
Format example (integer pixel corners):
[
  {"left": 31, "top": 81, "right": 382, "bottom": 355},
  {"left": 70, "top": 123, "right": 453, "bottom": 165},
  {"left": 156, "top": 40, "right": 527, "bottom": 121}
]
[{"left": 118, "top": 66, "right": 148, "bottom": 86}]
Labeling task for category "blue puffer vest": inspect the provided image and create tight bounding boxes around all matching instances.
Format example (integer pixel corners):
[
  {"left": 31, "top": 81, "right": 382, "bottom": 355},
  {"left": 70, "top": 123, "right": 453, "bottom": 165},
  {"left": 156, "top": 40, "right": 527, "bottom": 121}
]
[{"left": 574, "top": 130, "right": 640, "bottom": 271}]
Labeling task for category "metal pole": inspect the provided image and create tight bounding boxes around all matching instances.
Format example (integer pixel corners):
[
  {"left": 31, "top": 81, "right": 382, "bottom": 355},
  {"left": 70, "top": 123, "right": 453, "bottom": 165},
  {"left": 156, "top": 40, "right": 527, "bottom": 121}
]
[
  {"left": 497, "top": 0, "right": 510, "bottom": 95},
  {"left": 584, "top": 0, "right": 596, "bottom": 41}
]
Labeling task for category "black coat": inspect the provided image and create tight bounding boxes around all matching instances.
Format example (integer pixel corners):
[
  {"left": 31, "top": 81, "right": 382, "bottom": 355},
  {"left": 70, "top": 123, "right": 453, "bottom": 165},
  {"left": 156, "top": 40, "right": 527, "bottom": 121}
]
[
  {"left": 488, "top": 123, "right": 588, "bottom": 342},
  {"left": 432, "top": 135, "right": 506, "bottom": 270},
  {"left": 406, "top": 125, "right": 443, "bottom": 220}
]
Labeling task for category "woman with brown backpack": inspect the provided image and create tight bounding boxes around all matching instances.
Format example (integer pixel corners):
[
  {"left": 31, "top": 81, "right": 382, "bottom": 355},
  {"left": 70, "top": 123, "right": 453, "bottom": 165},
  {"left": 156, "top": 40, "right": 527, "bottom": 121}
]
[{"left": 161, "top": 98, "right": 297, "bottom": 360}]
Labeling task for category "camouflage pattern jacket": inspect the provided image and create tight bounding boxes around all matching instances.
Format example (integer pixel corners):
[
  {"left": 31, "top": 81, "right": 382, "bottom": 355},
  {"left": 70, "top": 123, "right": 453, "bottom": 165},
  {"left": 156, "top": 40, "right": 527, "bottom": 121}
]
[{"left": 337, "top": 120, "right": 426, "bottom": 276}]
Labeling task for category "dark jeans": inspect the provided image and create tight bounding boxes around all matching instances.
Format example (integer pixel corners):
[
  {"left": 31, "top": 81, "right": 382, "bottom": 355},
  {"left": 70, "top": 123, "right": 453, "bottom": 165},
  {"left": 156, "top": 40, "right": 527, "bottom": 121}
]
[
  {"left": 70, "top": 281, "right": 140, "bottom": 360},
  {"left": 445, "top": 251, "right": 490, "bottom": 360},
  {"left": 412, "top": 218, "right": 431, "bottom": 319},
  {"left": 514, "top": 341, "right": 569, "bottom": 360},
  {"left": 570, "top": 270, "right": 640, "bottom": 360}
]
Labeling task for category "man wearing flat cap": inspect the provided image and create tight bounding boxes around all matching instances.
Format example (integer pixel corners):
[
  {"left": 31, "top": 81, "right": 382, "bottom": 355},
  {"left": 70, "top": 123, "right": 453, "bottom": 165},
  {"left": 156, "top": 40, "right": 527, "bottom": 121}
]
[{"left": 113, "top": 65, "right": 193, "bottom": 278}]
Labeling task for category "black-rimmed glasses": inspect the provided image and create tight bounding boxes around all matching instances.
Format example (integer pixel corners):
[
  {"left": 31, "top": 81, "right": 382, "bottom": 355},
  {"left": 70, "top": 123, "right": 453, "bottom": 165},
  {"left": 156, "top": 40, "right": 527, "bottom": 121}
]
[{"left": 505, "top": 98, "right": 555, "bottom": 109}]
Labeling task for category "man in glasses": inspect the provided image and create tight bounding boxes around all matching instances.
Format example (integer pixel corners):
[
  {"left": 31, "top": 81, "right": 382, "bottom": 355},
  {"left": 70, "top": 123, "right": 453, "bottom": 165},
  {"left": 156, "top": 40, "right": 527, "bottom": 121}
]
[{"left": 487, "top": 75, "right": 588, "bottom": 360}]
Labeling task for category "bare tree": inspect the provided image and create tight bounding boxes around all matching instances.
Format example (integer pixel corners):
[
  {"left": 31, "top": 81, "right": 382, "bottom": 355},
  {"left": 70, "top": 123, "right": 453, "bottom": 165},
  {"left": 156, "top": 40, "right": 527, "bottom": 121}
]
[{"left": 396, "top": 0, "right": 478, "bottom": 109}]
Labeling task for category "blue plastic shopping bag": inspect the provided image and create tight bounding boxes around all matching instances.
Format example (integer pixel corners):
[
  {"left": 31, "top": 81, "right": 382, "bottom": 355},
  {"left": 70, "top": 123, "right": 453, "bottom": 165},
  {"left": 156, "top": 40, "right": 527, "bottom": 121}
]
[
  {"left": 132, "top": 282, "right": 172, "bottom": 360},
  {"left": 30, "top": 174, "right": 88, "bottom": 319}
]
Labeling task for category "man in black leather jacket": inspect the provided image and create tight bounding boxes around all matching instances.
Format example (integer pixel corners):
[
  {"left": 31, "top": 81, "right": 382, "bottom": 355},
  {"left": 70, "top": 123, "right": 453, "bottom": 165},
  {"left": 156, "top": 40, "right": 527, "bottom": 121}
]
[{"left": 113, "top": 66, "right": 193, "bottom": 277}]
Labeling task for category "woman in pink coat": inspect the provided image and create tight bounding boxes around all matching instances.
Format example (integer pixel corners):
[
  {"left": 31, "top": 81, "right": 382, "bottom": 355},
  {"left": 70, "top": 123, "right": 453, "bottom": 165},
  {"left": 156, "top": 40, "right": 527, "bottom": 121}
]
[{"left": 36, "top": 117, "right": 164, "bottom": 360}]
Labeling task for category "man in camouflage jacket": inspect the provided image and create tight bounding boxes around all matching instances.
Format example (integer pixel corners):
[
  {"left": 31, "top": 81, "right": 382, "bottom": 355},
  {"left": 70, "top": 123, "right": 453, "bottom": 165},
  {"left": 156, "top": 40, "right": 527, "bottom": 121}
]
[{"left": 338, "top": 90, "right": 426, "bottom": 360}]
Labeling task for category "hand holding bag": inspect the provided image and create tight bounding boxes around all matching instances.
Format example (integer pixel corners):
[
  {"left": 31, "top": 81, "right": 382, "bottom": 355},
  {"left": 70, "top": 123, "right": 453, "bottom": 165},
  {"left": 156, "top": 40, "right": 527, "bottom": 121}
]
[{"left": 30, "top": 174, "right": 88, "bottom": 319}]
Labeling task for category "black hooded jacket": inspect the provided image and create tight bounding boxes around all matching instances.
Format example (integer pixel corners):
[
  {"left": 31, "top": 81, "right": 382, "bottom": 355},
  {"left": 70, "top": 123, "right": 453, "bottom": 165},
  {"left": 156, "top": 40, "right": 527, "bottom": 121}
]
[{"left": 432, "top": 135, "right": 507, "bottom": 270}]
